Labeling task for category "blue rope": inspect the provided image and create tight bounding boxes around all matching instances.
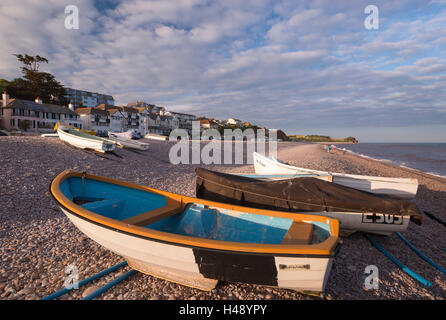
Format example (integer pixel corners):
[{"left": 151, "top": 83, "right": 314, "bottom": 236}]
[
  {"left": 41, "top": 261, "right": 128, "bottom": 300},
  {"left": 364, "top": 234, "right": 431, "bottom": 287},
  {"left": 81, "top": 269, "right": 137, "bottom": 300},
  {"left": 396, "top": 232, "right": 446, "bottom": 276}
]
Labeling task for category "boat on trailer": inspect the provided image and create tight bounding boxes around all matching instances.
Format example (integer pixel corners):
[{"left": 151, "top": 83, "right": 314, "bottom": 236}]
[
  {"left": 195, "top": 168, "right": 423, "bottom": 236},
  {"left": 108, "top": 132, "right": 149, "bottom": 151},
  {"left": 57, "top": 123, "right": 116, "bottom": 153},
  {"left": 253, "top": 152, "right": 418, "bottom": 200},
  {"left": 50, "top": 170, "right": 340, "bottom": 293}
]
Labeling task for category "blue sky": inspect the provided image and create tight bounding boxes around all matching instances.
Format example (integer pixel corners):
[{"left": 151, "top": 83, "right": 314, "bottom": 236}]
[{"left": 0, "top": 0, "right": 445, "bottom": 142}]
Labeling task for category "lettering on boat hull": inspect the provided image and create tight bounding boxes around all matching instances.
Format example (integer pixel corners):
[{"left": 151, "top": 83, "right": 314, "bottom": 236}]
[{"left": 362, "top": 213, "right": 403, "bottom": 225}]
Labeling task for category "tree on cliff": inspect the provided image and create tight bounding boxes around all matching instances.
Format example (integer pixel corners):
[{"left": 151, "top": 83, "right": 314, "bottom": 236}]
[{"left": 6, "top": 54, "right": 67, "bottom": 105}]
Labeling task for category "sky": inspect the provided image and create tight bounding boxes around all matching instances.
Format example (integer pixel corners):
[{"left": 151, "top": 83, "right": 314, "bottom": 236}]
[{"left": 0, "top": 0, "right": 445, "bottom": 142}]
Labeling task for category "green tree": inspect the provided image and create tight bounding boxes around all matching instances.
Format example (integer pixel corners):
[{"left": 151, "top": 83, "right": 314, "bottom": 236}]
[
  {"left": 7, "top": 54, "right": 67, "bottom": 105},
  {"left": 0, "top": 79, "right": 11, "bottom": 93},
  {"left": 18, "top": 120, "right": 31, "bottom": 132}
]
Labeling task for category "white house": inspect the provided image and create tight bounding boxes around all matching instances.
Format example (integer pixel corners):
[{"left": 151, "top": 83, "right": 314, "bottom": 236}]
[
  {"left": 226, "top": 118, "right": 243, "bottom": 126},
  {"left": 169, "top": 111, "right": 196, "bottom": 132},
  {"left": 147, "top": 114, "right": 163, "bottom": 134},
  {"left": 76, "top": 107, "right": 110, "bottom": 136},
  {"left": 0, "top": 93, "right": 82, "bottom": 133},
  {"left": 107, "top": 108, "right": 126, "bottom": 133}
]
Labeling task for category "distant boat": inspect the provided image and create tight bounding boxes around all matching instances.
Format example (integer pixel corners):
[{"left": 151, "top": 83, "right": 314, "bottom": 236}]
[
  {"left": 111, "top": 130, "right": 140, "bottom": 140},
  {"left": 144, "top": 133, "right": 168, "bottom": 141},
  {"left": 50, "top": 170, "right": 340, "bottom": 293},
  {"left": 57, "top": 123, "right": 116, "bottom": 153},
  {"left": 195, "top": 168, "right": 423, "bottom": 236},
  {"left": 253, "top": 152, "right": 418, "bottom": 199},
  {"left": 108, "top": 132, "right": 149, "bottom": 151},
  {"left": 40, "top": 133, "right": 59, "bottom": 138}
]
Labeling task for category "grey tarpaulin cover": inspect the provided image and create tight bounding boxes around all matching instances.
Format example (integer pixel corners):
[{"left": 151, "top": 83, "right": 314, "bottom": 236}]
[{"left": 195, "top": 168, "right": 423, "bottom": 225}]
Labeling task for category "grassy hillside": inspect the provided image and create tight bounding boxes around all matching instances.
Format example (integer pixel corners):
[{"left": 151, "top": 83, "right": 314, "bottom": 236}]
[{"left": 288, "top": 134, "right": 358, "bottom": 143}]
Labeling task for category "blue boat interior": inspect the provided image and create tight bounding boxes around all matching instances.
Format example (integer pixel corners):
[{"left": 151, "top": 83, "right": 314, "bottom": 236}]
[{"left": 60, "top": 176, "right": 330, "bottom": 244}]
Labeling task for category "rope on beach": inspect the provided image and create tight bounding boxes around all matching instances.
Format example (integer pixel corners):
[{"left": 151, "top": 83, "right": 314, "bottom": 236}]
[
  {"left": 396, "top": 232, "right": 446, "bottom": 276},
  {"left": 423, "top": 210, "right": 446, "bottom": 228},
  {"left": 41, "top": 261, "right": 128, "bottom": 300},
  {"left": 81, "top": 269, "right": 137, "bottom": 300},
  {"left": 364, "top": 234, "right": 431, "bottom": 287}
]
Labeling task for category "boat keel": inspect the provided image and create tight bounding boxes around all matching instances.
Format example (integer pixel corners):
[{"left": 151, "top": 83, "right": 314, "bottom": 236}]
[{"left": 126, "top": 257, "right": 218, "bottom": 291}]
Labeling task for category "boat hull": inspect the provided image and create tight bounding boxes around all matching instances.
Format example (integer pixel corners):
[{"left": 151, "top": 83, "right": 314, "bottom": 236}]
[
  {"left": 253, "top": 152, "right": 418, "bottom": 199},
  {"left": 60, "top": 207, "right": 334, "bottom": 292},
  {"left": 306, "top": 211, "right": 410, "bottom": 236},
  {"left": 58, "top": 128, "right": 115, "bottom": 153},
  {"left": 108, "top": 135, "right": 149, "bottom": 151},
  {"left": 144, "top": 133, "right": 168, "bottom": 141}
]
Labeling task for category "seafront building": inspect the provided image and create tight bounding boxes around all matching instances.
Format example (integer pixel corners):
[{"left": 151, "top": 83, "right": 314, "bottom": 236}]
[
  {"left": 0, "top": 93, "right": 251, "bottom": 137},
  {"left": 64, "top": 88, "right": 115, "bottom": 108},
  {"left": 0, "top": 92, "right": 82, "bottom": 132}
]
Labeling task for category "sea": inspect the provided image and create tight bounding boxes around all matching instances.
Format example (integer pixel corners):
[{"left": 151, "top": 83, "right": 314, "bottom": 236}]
[{"left": 332, "top": 143, "right": 446, "bottom": 178}]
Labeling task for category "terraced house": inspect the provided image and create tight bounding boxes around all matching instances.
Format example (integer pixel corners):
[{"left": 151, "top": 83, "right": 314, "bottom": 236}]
[
  {"left": 75, "top": 107, "right": 110, "bottom": 136},
  {"left": 0, "top": 92, "right": 81, "bottom": 132}
]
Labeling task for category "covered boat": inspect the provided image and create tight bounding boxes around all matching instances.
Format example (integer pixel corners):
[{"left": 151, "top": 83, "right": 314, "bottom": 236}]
[
  {"left": 108, "top": 132, "right": 149, "bottom": 151},
  {"left": 195, "top": 168, "right": 423, "bottom": 236},
  {"left": 57, "top": 123, "right": 116, "bottom": 153},
  {"left": 50, "top": 170, "right": 340, "bottom": 293},
  {"left": 253, "top": 152, "right": 418, "bottom": 199}
]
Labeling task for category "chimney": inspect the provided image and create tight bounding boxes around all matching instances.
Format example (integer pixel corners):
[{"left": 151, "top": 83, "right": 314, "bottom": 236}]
[
  {"left": 35, "top": 97, "right": 42, "bottom": 104},
  {"left": 68, "top": 101, "right": 74, "bottom": 111},
  {"left": 2, "top": 91, "right": 9, "bottom": 107}
]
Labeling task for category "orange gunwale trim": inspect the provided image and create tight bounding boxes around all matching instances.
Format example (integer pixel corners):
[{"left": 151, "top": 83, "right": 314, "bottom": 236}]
[{"left": 50, "top": 170, "right": 340, "bottom": 256}]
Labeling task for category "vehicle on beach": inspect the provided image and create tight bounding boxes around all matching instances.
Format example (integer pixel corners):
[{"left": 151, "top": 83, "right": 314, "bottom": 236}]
[
  {"left": 252, "top": 152, "right": 418, "bottom": 200},
  {"left": 196, "top": 168, "right": 423, "bottom": 236},
  {"left": 50, "top": 170, "right": 340, "bottom": 293},
  {"left": 108, "top": 132, "right": 150, "bottom": 151},
  {"left": 56, "top": 122, "right": 116, "bottom": 153}
]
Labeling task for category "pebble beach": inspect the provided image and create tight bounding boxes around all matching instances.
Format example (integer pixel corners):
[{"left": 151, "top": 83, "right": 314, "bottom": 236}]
[{"left": 0, "top": 136, "right": 445, "bottom": 300}]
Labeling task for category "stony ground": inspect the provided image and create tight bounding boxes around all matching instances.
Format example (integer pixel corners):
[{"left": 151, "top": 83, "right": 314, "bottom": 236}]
[{"left": 0, "top": 137, "right": 445, "bottom": 300}]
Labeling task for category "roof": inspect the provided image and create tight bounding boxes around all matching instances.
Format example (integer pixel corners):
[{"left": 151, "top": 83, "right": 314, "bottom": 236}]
[
  {"left": 106, "top": 108, "right": 123, "bottom": 116},
  {"left": 3, "top": 99, "right": 77, "bottom": 116},
  {"left": 115, "top": 106, "right": 138, "bottom": 114},
  {"left": 169, "top": 111, "right": 196, "bottom": 117},
  {"left": 134, "top": 107, "right": 150, "bottom": 113},
  {"left": 75, "top": 107, "right": 108, "bottom": 116},
  {"left": 95, "top": 104, "right": 115, "bottom": 111}
]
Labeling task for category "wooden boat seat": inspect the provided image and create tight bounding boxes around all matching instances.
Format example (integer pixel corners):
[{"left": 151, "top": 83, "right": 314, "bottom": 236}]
[
  {"left": 123, "top": 199, "right": 183, "bottom": 226},
  {"left": 281, "top": 222, "right": 314, "bottom": 245}
]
